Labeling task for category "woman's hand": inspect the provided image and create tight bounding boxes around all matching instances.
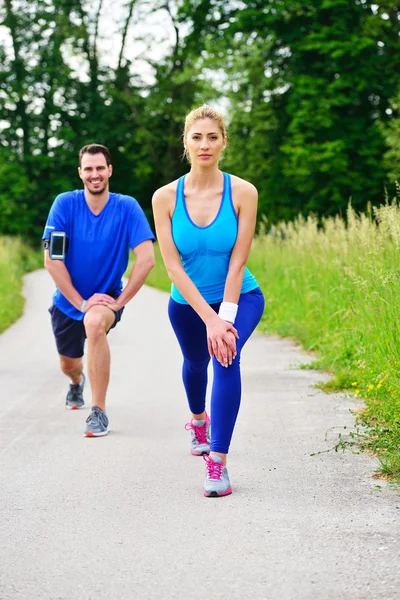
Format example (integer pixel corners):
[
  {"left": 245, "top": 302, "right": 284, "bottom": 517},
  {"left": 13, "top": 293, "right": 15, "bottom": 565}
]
[
  {"left": 206, "top": 315, "right": 238, "bottom": 368},
  {"left": 223, "top": 331, "right": 238, "bottom": 367}
]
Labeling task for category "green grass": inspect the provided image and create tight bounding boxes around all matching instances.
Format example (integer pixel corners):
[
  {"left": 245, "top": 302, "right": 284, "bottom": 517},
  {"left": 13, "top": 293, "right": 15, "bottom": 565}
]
[
  {"left": 142, "top": 204, "right": 400, "bottom": 482},
  {"left": 143, "top": 243, "right": 171, "bottom": 292},
  {"left": 247, "top": 206, "right": 400, "bottom": 481},
  {"left": 128, "top": 243, "right": 171, "bottom": 293},
  {"left": 0, "top": 237, "right": 43, "bottom": 334}
]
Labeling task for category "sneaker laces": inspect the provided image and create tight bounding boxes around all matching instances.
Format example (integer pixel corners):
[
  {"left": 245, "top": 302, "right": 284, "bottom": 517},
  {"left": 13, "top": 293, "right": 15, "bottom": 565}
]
[
  {"left": 86, "top": 408, "right": 102, "bottom": 425},
  {"left": 185, "top": 420, "right": 208, "bottom": 444},
  {"left": 204, "top": 455, "right": 223, "bottom": 480}
]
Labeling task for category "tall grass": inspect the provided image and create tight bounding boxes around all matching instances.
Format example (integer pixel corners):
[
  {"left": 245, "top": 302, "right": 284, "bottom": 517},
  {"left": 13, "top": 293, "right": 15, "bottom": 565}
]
[
  {"left": 0, "top": 237, "right": 43, "bottom": 334},
  {"left": 247, "top": 202, "right": 400, "bottom": 480}
]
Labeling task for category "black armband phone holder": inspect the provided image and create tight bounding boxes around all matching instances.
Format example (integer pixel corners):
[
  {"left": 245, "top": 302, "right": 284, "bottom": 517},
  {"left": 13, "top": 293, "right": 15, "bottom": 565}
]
[{"left": 44, "top": 231, "right": 69, "bottom": 259}]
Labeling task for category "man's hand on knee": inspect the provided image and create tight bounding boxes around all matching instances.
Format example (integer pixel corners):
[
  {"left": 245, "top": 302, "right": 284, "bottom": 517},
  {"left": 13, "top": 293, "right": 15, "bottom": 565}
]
[{"left": 84, "top": 293, "right": 115, "bottom": 312}]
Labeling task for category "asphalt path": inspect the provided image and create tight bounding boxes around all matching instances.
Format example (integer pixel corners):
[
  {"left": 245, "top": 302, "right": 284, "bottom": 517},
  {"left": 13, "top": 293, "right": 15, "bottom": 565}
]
[{"left": 0, "top": 270, "right": 399, "bottom": 600}]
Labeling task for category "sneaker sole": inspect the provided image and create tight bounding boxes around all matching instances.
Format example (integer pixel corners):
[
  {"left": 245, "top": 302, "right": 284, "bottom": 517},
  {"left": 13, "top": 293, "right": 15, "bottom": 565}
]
[
  {"left": 84, "top": 430, "right": 109, "bottom": 437},
  {"left": 191, "top": 449, "right": 210, "bottom": 456},
  {"left": 204, "top": 487, "right": 232, "bottom": 498},
  {"left": 66, "top": 405, "right": 85, "bottom": 410}
]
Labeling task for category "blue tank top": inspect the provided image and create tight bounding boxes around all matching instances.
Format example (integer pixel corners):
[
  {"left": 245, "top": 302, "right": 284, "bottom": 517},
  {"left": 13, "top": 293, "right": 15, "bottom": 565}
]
[{"left": 171, "top": 172, "right": 259, "bottom": 304}]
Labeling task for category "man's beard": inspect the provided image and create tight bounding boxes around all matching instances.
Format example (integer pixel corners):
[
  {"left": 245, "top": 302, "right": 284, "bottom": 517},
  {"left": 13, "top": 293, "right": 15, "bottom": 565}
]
[{"left": 88, "top": 183, "right": 107, "bottom": 195}]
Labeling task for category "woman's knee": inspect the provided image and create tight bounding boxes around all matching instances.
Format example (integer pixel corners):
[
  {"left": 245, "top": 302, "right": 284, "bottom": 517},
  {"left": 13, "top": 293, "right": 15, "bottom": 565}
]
[
  {"left": 213, "top": 352, "right": 241, "bottom": 371},
  {"left": 184, "top": 357, "right": 209, "bottom": 374}
]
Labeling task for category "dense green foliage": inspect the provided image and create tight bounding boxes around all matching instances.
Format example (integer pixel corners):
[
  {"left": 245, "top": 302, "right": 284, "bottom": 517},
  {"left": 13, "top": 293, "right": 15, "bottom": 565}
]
[
  {"left": 1, "top": 1, "right": 400, "bottom": 236},
  {"left": 0, "top": 0, "right": 207, "bottom": 236},
  {"left": 205, "top": 1, "right": 400, "bottom": 220}
]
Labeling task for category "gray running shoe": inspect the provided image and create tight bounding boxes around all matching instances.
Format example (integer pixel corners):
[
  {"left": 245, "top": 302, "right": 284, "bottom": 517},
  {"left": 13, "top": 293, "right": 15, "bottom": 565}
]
[
  {"left": 66, "top": 373, "right": 86, "bottom": 410},
  {"left": 203, "top": 454, "right": 232, "bottom": 498},
  {"left": 84, "top": 406, "right": 109, "bottom": 437},
  {"left": 185, "top": 413, "right": 210, "bottom": 455}
]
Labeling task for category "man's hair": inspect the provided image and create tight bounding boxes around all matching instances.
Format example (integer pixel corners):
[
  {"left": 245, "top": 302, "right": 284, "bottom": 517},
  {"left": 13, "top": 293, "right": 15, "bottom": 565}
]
[{"left": 78, "top": 144, "right": 111, "bottom": 167}]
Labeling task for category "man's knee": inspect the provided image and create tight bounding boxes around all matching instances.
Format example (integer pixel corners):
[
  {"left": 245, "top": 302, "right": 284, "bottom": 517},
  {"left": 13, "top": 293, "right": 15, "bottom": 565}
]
[
  {"left": 60, "top": 355, "right": 82, "bottom": 377},
  {"left": 84, "top": 308, "right": 114, "bottom": 340}
]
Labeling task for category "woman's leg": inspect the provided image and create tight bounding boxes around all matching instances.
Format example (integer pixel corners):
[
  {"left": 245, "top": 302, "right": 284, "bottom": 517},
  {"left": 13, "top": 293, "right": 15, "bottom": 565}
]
[
  {"left": 168, "top": 298, "right": 211, "bottom": 416},
  {"left": 210, "top": 288, "right": 265, "bottom": 457}
]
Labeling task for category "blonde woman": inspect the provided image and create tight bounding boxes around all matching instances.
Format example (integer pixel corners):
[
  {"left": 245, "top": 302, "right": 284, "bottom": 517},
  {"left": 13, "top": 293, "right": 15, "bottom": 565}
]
[{"left": 152, "top": 106, "right": 264, "bottom": 497}]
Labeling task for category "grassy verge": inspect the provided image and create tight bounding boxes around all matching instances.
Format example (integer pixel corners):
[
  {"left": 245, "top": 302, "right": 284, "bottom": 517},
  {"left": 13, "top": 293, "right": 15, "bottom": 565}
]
[
  {"left": 140, "top": 205, "right": 400, "bottom": 481},
  {"left": 0, "top": 237, "right": 43, "bottom": 334},
  {"left": 247, "top": 206, "right": 400, "bottom": 482}
]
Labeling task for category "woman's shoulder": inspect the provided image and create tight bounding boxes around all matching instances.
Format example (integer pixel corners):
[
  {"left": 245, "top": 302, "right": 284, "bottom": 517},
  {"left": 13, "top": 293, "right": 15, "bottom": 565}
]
[
  {"left": 152, "top": 178, "right": 180, "bottom": 208},
  {"left": 227, "top": 173, "right": 258, "bottom": 198}
]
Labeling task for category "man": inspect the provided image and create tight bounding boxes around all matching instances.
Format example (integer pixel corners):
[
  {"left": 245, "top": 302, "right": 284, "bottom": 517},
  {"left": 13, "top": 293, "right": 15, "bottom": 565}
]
[{"left": 42, "top": 144, "right": 155, "bottom": 437}]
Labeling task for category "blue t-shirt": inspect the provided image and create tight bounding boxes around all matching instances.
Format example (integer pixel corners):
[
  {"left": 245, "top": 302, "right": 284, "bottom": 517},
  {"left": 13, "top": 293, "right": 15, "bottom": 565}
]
[{"left": 42, "top": 190, "right": 155, "bottom": 320}]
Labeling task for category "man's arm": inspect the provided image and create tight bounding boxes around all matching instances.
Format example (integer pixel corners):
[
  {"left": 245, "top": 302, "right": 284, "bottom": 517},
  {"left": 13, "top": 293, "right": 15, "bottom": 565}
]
[
  {"left": 108, "top": 240, "right": 155, "bottom": 310},
  {"left": 42, "top": 194, "right": 109, "bottom": 312},
  {"left": 44, "top": 250, "right": 115, "bottom": 312},
  {"left": 44, "top": 249, "right": 85, "bottom": 311}
]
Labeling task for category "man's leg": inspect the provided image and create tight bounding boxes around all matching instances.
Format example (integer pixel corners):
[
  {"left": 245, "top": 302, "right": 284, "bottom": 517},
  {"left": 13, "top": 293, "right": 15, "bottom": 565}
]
[
  {"left": 83, "top": 305, "right": 116, "bottom": 411},
  {"left": 59, "top": 356, "right": 83, "bottom": 385},
  {"left": 49, "top": 304, "right": 86, "bottom": 409},
  {"left": 60, "top": 356, "right": 86, "bottom": 410}
]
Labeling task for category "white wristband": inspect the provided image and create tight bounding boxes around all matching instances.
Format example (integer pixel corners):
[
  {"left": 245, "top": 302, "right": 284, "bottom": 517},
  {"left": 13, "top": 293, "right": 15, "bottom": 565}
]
[{"left": 218, "top": 302, "right": 238, "bottom": 324}]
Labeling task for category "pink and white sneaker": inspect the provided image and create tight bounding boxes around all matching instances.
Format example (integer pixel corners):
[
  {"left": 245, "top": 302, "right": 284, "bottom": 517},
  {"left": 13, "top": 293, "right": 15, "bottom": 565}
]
[
  {"left": 203, "top": 454, "right": 232, "bottom": 497},
  {"left": 185, "top": 413, "right": 210, "bottom": 456}
]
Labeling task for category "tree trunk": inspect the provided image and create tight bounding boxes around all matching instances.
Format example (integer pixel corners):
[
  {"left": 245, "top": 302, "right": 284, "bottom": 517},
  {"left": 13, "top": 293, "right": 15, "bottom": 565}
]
[
  {"left": 117, "top": 0, "right": 137, "bottom": 73},
  {"left": 3, "top": 0, "right": 31, "bottom": 166}
]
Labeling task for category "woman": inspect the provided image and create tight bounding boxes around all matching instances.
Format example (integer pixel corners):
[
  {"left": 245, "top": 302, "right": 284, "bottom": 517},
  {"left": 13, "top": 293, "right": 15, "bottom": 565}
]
[{"left": 152, "top": 105, "right": 265, "bottom": 497}]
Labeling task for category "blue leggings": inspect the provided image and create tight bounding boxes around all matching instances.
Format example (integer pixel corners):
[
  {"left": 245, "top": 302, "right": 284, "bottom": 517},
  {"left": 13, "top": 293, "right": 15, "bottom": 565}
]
[{"left": 168, "top": 287, "right": 265, "bottom": 454}]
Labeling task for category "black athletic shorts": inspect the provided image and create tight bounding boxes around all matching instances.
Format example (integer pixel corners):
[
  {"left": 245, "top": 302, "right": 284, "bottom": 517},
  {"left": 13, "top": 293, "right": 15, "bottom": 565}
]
[{"left": 49, "top": 302, "right": 124, "bottom": 359}]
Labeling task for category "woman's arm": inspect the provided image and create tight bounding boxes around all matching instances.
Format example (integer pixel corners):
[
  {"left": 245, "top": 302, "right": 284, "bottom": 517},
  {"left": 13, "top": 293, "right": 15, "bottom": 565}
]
[
  {"left": 152, "top": 187, "right": 217, "bottom": 323},
  {"left": 152, "top": 186, "right": 238, "bottom": 366},
  {"left": 222, "top": 178, "right": 258, "bottom": 306}
]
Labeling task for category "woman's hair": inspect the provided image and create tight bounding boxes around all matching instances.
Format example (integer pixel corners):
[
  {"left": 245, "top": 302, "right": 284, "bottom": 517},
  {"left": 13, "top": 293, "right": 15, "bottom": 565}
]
[
  {"left": 183, "top": 105, "right": 227, "bottom": 163},
  {"left": 183, "top": 104, "right": 227, "bottom": 139}
]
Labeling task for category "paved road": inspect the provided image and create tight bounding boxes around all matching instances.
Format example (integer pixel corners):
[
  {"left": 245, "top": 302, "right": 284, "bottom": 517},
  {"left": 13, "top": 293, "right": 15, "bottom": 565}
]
[{"left": 0, "top": 270, "right": 399, "bottom": 600}]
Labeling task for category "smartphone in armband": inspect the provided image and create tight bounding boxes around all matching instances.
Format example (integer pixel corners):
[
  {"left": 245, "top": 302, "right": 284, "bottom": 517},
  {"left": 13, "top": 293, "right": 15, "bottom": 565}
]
[{"left": 49, "top": 231, "right": 67, "bottom": 260}]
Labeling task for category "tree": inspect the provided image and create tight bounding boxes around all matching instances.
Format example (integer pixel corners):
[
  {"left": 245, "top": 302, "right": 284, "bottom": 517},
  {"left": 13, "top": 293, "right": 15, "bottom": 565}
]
[
  {"left": 0, "top": 0, "right": 213, "bottom": 235},
  {"left": 191, "top": 0, "right": 400, "bottom": 220}
]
